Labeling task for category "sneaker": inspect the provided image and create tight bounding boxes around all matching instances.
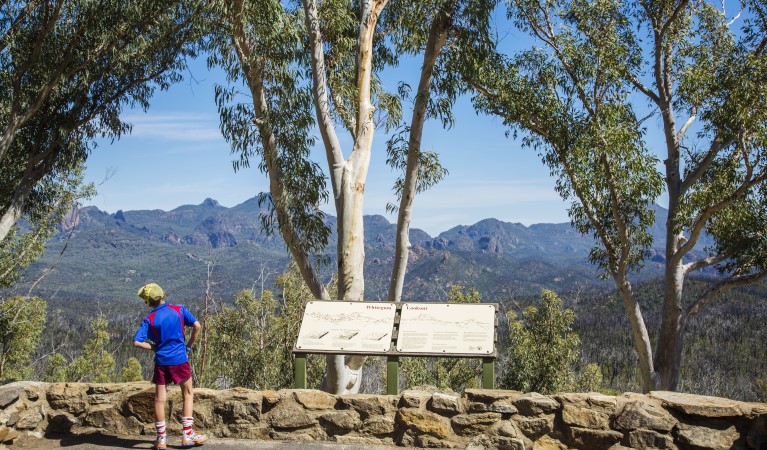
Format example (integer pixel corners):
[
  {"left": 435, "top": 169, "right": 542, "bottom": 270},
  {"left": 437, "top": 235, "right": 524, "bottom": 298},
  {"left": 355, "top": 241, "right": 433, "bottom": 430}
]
[
  {"left": 154, "top": 435, "right": 167, "bottom": 450},
  {"left": 181, "top": 431, "right": 208, "bottom": 447}
]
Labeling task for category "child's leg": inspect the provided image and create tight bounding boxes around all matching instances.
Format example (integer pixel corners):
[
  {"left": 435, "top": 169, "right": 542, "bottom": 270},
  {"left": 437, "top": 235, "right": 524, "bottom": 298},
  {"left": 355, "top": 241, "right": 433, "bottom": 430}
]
[
  {"left": 179, "top": 376, "right": 194, "bottom": 417},
  {"left": 154, "top": 383, "right": 167, "bottom": 423},
  {"left": 154, "top": 383, "right": 168, "bottom": 449},
  {"left": 179, "top": 377, "right": 207, "bottom": 446}
]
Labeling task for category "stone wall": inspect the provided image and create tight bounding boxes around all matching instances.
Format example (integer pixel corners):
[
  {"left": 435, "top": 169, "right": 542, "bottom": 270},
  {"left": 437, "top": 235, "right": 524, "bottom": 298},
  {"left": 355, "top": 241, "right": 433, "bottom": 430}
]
[{"left": 0, "top": 381, "right": 765, "bottom": 449}]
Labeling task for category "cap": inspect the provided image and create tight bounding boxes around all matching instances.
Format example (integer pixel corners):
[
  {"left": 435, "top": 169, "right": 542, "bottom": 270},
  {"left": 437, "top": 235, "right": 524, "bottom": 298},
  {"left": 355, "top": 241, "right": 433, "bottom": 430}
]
[{"left": 137, "top": 283, "right": 165, "bottom": 304}]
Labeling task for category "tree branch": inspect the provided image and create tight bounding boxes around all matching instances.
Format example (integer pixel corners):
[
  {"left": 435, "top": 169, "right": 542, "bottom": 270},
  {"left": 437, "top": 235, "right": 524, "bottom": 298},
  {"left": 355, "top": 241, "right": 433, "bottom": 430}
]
[
  {"left": 230, "top": 0, "right": 330, "bottom": 301},
  {"left": 686, "top": 269, "right": 767, "bottom": 320},
  {"left": 303, "top": 0, "right": 345, "bottom": 199}
]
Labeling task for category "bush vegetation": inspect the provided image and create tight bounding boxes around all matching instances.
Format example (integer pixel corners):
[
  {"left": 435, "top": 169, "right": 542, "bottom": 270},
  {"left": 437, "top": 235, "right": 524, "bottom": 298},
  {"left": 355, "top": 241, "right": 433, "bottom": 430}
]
[{"left": 3, "top": 265, "right": 766, "bottom": 402}]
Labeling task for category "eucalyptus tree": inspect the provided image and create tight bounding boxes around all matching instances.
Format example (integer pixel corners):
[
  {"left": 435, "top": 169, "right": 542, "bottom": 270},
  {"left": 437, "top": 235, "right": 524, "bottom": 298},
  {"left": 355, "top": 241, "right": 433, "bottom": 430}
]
[
  {"left": 473, "top": 0, "right": 767, "bottom": 391},
  {"left": 208, "top": 0, "right": 496, "bottom": 394},
  {"left": 0, "top": 0, "right": 203, "bottom": 263},
  {"left": 384, "top": 0, "right": 496, "bottom": 302},
  {"left": 0, "top": 295, "right": 46, "bottom": 380},
  {"left": 209, "top": 0, "right": 389, "bottom": 393}
]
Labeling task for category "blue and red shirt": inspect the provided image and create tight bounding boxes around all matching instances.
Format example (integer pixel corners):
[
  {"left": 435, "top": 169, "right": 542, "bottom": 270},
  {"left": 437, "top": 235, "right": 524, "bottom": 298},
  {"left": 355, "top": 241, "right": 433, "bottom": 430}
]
[{"left": 133, "top": 303, "right": 198, "bottom": 366}]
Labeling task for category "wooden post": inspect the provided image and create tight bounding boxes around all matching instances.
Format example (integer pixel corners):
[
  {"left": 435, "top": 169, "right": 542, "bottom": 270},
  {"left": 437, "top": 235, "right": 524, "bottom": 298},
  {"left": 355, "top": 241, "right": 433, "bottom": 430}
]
[
  {"left": 482, "top": 357, "right": 494, "bottom": 389},
  {"left": 294, "top": 353, "right": 307, "bottom": 389},
  {"left": 387, "top": 356, "right": 400, "bottom": 395}
]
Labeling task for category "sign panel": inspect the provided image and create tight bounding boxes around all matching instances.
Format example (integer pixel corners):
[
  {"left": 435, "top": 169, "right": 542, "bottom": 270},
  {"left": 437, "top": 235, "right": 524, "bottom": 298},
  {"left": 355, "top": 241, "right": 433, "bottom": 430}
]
[
  {"left": 396, "top": 303, "right": 496, "bottom": 355},
  {"left": 295, "top": 301, "right": 397, "bottom": 353}
]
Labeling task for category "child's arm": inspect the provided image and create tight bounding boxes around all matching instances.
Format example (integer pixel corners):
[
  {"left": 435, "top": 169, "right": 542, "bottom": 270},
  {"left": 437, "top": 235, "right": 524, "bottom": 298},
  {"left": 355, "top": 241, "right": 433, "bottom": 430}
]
[
  {"left": 186, "top": 321, "right": 202, "bottom": 349},
  {"left": 133, "top": 340, "right": 156, "bottom": 351}
]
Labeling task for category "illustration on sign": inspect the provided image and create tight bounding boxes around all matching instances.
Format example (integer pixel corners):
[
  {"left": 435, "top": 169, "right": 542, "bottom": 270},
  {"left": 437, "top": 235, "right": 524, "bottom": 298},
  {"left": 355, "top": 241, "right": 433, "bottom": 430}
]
[
  {"left": 396, "top": 303, "right": 495, "bottom": 355},
  {"left": 295, "top": 301, "right": 397, "bottom": 353}
]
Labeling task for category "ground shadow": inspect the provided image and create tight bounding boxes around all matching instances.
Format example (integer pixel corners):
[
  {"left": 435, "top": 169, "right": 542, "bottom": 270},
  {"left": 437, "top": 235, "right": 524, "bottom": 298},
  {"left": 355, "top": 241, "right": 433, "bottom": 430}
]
[{"left": 45, "top": 432, "right": 153, "bottom": 448}]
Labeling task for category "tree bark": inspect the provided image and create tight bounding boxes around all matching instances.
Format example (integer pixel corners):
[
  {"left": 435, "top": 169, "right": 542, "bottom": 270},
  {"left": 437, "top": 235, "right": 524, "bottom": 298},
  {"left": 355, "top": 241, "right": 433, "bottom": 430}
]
[
  {"left": 388, "top": 2, "right": 453, "bottom": 303},
  {"left": 302, "top": 0, "right": 388, "bottom": 394}
]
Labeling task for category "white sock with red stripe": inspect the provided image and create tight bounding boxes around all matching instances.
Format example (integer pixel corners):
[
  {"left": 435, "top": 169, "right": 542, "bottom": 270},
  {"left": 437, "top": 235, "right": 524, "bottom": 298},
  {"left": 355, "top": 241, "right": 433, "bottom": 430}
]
[
  {"left": 182, "top": 416, "right": 193, "bottom": 438},
  {"left": 155, "top": 421, "right": 166, "bottom": 439}
]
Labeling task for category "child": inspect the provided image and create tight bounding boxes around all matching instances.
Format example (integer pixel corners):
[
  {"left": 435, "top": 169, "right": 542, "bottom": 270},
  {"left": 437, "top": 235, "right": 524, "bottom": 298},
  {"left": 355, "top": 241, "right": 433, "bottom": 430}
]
[{"left": 133, "top": 283, "right": 208, "bottom": 449}]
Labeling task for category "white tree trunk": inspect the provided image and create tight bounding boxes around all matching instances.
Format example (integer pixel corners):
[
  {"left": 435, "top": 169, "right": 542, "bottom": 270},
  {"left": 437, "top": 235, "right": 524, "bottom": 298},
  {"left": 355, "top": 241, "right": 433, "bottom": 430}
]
[
  {"left": 388, "top": 7, "right": 451, "bottom": 303},
  {"left": 614, "top": 277, "right": 658, "bottom": 392},
  {"left": 303, "top": 0, "right": 388, "bottom": 394}
]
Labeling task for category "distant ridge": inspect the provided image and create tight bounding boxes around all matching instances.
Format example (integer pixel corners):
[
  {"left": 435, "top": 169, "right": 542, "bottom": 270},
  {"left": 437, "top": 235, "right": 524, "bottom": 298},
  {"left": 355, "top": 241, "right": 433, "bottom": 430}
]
[{"left": 11, "top": 197, "right": 716, "bottom": 303}]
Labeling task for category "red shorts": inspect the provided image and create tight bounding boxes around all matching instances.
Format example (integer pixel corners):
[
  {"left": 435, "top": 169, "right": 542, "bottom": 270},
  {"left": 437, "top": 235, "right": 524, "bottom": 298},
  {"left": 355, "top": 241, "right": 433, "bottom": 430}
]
[{"left": 153, "top": 362, "right": 192, "bottom": 385}]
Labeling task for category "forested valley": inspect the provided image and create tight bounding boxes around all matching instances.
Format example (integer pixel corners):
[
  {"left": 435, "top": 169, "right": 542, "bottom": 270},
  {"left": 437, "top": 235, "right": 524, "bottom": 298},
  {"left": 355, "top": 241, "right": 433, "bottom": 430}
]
[{"left": 7, "top": 270, "right": 765, "bottom": 403}]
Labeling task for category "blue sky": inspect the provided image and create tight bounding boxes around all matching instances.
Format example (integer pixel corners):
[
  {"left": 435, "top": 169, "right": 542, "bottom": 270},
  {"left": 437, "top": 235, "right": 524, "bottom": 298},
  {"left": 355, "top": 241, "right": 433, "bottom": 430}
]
[{"left": 83, "top": 56, "right": 570, "bottom": 237}]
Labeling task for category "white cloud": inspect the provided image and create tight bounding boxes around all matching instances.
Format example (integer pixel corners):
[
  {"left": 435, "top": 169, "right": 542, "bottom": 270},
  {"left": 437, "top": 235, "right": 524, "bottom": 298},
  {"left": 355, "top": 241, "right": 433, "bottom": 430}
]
[{"left": 120, "top": 113, "right": 223, "bottom": 142}]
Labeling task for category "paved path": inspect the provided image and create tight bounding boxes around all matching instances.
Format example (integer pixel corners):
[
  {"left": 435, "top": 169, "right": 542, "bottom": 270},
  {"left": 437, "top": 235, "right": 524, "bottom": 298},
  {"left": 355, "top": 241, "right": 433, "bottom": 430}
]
[{"left": 9, "top": 434, "right": 401, "bottom": 449}]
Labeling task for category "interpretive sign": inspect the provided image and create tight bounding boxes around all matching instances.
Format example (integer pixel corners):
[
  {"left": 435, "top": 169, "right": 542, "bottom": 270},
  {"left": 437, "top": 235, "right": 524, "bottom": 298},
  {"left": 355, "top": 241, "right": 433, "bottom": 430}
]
[
  {"left": 396, "top": 303, "right": 496, "bottom": 356},
  {"left": 294, "top": 301, "right": 397, "bottom": 353}
]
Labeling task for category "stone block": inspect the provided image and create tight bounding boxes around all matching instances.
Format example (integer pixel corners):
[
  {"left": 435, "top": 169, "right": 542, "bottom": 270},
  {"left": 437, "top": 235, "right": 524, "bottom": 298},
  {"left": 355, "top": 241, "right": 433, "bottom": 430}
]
[
  {"left": 339, "top": 394, "right": 397, "bottom": 420},
  {"left": 0, "top": 425, "right": 18, "bottom": 444},
  {"left": 47, "top": 383, "right": 87, "bottom": 415},
  {"left": 562, "top": 404, "right": 610, "bottom": 429},
  {"left": 268, "top": 401, "right": 316, "bottom": 429},
  {"left": 465, "top": 389, "right": 522, "bottom": 404},
  {"left": 614, "top": 398, "right": 677, "bottom": 432},
  {"left": 123, "top": 388, "right": 156, "bottom": 423},
  {"left": 86, "top": 382, "right": 148, "bottom": 395},
  {"left": 213, "top": 396, "right": 261, "bottom": 425},
  {"left": 532, "top": 435, "right": 569, "bottom": 450},
  {"left": 333, "top": 435, "right": 395, "bottom": 446},
  {"left": 0, "top": 383, "right": 24, "bottom": 409},
  {"left": 556, "top": 392, "right": 617, "bottom": 415},
  {"left": 417, "top": 433, "right": 465, "bottom": 448},
  {"left": 360, "top": 416, "right": 396, "bottom": 436},
  {"left": 627, "top": 428, "right": 677, "bottom": 449},
  {"left": 82, "top": 405, "right": 124, "bottom": 431},
  {"left": 269, "top": 430, "right": 321, "bottom": 441},
  {"left": 489, "top": 399, "right": 519, "bottom": 414},
  {"left": 674, "top": 423, "right": 739, "bottom": 450},
  {"left": 495, "top": 420, "right": 521, "bottom": 438},
  {"left": 397, "top": 407, "right": 453, "bottom": 438},
  {"left": 513, "top": 414, "right": 554, "bottom": 440},
  {"left": 400, "top": 390, "right": 433, "bottom": 409},
  {"left": 13, "top": 407, "right": 43, "bottom": 430},
  {"left": 567, "top": 426, "right": 623, "bottom": 450},
  {"left": 318, "top": 410, "right": 359, "bottom": 435},
  {"left": 430, "top": 393, "right": 464, "bottom": 416},
  {"left": 451, "top": 412, "right": 503, "bottom": 437},
  {"left": 514, "top": 393, "right": 561, "bottom": 416},
  {"left": 261, "top": 390, "right": 280, "bottom": 406},
  {"left": 650, "top": 391, "right": 749, "bottom": 418},
  {"left": 294, "top": 390, "right": 338, "bottom": 410},
  {"left": 495, "top": 436, "right": 526, "bottom": 450}
]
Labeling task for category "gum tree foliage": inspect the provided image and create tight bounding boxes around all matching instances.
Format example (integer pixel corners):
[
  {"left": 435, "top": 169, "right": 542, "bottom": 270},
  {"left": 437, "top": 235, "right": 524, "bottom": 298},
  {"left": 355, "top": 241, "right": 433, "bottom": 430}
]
[
  {"left": 194, "top": 263, "right": 325, "bottom": 390},
  {"left": 500, "top": 290, "right": 580, "bottom": 394},
  {"left": 67, "top": 314, "right": 115, "bottom": 383},
  {"left": 206, "top": 0, "right": 496, "bottom": 394},
  {"left": 0, "top": 166, "right": 93, "bottom": 288},
  {"left": 0, "top": 0, "right": 204, "bottom": 259},
  {"left": 41, "top": 352, "right": 67, "bottom": 383},
  {"left": 400, "top": 285, "right": 483, "bottom": 392},
  {"left": 0, "top": 295, "right": 46, "bottom": 380},
  {"left": 473, "top": 0, "right": 767, "bottom": 391},
  {"left": 120, "top": 357, "right": 144, "bottom": 382},
  {"left": 40, "top": 315, "right": 142, "bottom": 383}
]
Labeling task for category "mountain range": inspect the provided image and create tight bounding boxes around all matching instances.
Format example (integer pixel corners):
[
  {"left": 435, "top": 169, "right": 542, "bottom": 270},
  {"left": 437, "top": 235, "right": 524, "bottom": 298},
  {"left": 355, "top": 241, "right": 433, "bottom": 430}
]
[{"left": 11, "top": 197, "right": 717, "bottom": 303}]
